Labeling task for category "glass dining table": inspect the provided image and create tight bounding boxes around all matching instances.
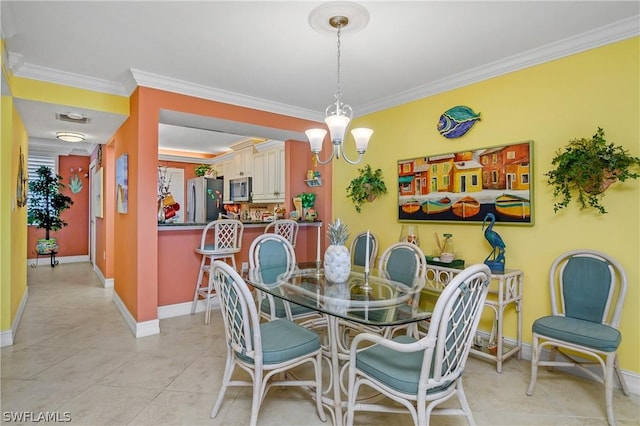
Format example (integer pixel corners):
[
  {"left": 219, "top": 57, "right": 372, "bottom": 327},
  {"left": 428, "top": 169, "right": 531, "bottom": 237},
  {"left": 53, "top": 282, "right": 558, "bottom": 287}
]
[{"left": 246, "top": 262, "right": 432, "bottom": 426}]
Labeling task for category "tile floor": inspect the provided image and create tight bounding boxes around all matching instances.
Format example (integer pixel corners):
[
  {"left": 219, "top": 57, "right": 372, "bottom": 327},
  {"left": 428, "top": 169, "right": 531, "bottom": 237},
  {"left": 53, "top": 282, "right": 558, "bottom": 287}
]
[{"left": 1, "top": 262, "right": 638, "bottom": 425}]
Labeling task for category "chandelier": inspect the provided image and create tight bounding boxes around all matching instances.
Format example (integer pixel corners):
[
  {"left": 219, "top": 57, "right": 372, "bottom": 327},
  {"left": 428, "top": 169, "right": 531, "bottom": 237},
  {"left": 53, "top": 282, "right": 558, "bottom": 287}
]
[{"left": 305, "top": 6, "right": 372, "bottom": 165}]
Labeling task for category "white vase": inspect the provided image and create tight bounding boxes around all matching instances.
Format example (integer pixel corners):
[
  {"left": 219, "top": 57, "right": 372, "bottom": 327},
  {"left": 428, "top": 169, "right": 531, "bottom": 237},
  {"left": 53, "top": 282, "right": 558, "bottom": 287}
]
[{"left": 324, "top": 244, "right": 351, "bottom": 283}]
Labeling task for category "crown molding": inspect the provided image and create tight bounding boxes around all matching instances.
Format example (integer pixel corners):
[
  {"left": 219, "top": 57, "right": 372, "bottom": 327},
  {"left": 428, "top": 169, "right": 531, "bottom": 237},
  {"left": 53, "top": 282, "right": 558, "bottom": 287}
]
[
  {"left": 357, "top": 15, "right": 640, "bottom": 116},
  {"left": 8, "top": 53, "right": 129, "bottom": 96},
  {"left": 129, "top": 68, "right": 323, "bottom": 122},
  {"left": 158, "top": 153, "right": 215, "bottom": 164}
]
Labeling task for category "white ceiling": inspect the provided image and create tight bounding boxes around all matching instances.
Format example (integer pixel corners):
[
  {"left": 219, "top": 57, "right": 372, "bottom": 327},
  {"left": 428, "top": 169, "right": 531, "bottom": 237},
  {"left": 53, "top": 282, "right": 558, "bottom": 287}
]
[{"left": 2, "top": 1, "right": 638, "bottom": 158}]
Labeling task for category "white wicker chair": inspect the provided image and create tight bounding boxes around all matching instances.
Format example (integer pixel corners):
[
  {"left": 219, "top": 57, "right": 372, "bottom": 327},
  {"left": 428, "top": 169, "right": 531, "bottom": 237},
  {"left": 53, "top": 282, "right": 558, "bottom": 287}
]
[
  {"left": 209, "top": 261, "right": 326, "bottom": 426},
  {"left": 350, "top": 231, "right": 378, "bottom": 268},
  {"left": 346, "top": 264, "right": 491, "bottom": 426},
  {"left": 526, "top": 249, "right": 630, "bottom": 426},
  {"left": 249, "top": 233, "right": 319, "bottom": 323},
  {"left": 190, "top": 219, "right": 244, "bottom": 324},
  {"left": 264, "top": 219, "right": 299, "bottom": 248}
]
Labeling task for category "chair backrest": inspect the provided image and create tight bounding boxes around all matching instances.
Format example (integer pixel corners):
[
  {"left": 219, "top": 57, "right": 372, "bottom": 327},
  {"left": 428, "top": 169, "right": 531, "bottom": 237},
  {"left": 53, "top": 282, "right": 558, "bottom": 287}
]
[
  {"left": 211, "top": 260, "right": 263, "bottom": 363},
  {"left": 419, "top": 264, "right": 491, "bottom": 392},
  {"left": 377, "top": 242, "right": 427, "bottom": 289},
  {"left": 199, "top": 219, "right": 244, "bottom": 253},
  {"left": 249, "top": 233, "right": 296, "bottom": 284},
  {"left": 550, "top": 249, "right": 627, "bottom": 328},
  {"left": 264, "top": 219, "right": 299, "bottom": 248},
  {"left": 350, "top": 231, "right": 378, "bottom": 268}
]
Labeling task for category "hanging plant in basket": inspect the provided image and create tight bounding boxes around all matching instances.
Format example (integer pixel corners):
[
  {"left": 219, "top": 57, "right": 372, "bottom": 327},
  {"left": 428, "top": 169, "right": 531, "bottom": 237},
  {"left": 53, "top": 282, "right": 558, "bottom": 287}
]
[
  {"left": 346, "top": 164, "right": 388, "bottom": 213},
  {"left": 545, "top": 127, "right": 640, "bottom": 214}
]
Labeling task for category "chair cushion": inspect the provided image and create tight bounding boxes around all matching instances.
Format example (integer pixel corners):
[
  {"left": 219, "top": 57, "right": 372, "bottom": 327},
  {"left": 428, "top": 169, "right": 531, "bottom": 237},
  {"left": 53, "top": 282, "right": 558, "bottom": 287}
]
[
  {"left": 237, "top": 319, "right": 320, "bottom": 365},
  {"left": 532, "top": 315, "right": 621, "bottom": 352},
  {"left": 355, "top": 335, "right": 452, "bottom": 395},
  {"left": 386, "top": 249, "right": 418, "bottom": 288},
  {"left": 562, "top": 256, "right": 611, "bottom": 322}
]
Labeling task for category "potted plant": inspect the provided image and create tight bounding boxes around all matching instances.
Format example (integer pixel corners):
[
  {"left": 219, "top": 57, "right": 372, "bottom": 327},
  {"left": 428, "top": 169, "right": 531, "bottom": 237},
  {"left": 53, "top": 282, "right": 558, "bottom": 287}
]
[
  {"left": 28, "top": 165, "right": 74, "bottom": 255},
  {"left": 346, "top": 164, "right": 388, "bottom": 213},
  {"left": 545, "top": 127, "right": 640, "bottom": 214},
  {"left": 297, "top": 192, "right": 317, "bottom": 221},
  {"left": 194, "top": 164, "right": 215, "bottom": 177}
]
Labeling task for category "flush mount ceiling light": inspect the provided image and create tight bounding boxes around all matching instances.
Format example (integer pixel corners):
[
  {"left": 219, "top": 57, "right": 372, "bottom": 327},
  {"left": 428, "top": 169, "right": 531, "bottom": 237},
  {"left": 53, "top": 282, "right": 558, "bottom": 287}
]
[
  {"left": 305, "top": 1, "right": 372, "bottom": 165},
  {"left": 56, "top": 131, "right": 85, "bottom": 143}
]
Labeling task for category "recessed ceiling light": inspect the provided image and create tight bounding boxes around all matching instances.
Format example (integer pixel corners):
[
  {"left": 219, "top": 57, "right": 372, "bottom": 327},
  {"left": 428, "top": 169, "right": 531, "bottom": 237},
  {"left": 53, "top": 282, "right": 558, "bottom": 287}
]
[{"left": 56, "top": 132, "right": 85, "bottom": 143}]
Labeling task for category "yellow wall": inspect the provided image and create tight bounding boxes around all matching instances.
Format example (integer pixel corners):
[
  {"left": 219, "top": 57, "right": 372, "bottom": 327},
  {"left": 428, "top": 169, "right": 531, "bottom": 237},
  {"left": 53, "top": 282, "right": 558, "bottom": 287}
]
[
  {"left": 334, "top": 37, "right": 639, "bottom": 373},
  {"left": 10, "top": 76, "right": 129, "bottom": 113},
  {"left": 1, "top": 41, "right": 29, "bottom": 336}
]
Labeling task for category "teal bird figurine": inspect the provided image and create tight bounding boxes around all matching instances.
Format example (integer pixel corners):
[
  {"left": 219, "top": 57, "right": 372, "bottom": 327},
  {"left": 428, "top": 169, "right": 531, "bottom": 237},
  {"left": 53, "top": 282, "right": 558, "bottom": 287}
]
[{"left": 482, "top": 213, "right": 506, "bottom": 273}]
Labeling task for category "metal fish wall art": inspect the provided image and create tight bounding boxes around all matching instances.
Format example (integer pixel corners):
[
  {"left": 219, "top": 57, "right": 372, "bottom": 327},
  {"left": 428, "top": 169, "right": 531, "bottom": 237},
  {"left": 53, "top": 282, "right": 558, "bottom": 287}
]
[{"left": 437, "top": 105, "right": 481, "bottom": 138}]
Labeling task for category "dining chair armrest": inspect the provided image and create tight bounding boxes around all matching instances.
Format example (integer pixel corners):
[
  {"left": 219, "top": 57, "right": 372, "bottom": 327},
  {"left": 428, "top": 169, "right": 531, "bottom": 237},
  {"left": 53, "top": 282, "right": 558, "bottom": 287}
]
[{"left": 349, "top": 331, "right": 432, "bottom": 366}]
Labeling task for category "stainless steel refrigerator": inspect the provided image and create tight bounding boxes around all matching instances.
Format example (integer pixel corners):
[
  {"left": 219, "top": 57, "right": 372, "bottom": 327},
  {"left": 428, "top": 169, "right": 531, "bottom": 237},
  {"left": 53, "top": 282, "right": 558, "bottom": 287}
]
[{"left": 186, "top": 177, "right": 224, "bottom": 223}]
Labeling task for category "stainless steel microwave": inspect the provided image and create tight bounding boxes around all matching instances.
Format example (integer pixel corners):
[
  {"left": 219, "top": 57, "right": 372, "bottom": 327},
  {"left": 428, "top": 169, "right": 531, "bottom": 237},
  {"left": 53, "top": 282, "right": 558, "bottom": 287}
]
[{"left": 229, "top": 177, "right": 252, "bottom": 202}]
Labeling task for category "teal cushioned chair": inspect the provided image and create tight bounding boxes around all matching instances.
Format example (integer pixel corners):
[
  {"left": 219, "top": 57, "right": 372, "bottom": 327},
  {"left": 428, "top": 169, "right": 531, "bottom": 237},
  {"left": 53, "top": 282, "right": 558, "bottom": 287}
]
[
  {"left": 346, "top": 264, "right": 491, "bottom": 426},
  {"left": 209, "top": 261, "right": 326, "bottom": 426},
  {"left": 337, "top": 242, "right": 427, "bottom": 353},
  {"left": 248, "top": 233, "right": 319, "bottom": 323},
  {"left": 350, "top": 231, "right": 378, "bottom": 268},
  {"left": 526, "top": 249, "right": 630, "bottom": 426},
  {"left": 377, "top": 242, "right": 427, "bottom": 338}
]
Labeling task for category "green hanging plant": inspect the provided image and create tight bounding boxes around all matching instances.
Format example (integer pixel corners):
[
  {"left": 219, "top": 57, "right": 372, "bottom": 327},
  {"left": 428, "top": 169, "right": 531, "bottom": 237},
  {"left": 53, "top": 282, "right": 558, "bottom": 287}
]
[
  {"left": 346, "top": 164, "right": 388, "bottom": 213},
  {"left": 545, "top": 127, "right": 640, "bottom": 214}
]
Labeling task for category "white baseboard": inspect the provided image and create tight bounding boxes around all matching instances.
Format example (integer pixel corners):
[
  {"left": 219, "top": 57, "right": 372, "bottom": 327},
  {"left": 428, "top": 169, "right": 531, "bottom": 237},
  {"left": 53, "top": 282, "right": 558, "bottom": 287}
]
[
  {"left": 477, "top": 331, "right": 639, "bottom": 396},
  {"left": 27, "top": 255, "right": 89, "bottom": 268},
  {"left": 0, "top": 287, "right": 29, "bottom": 347},
  {"left": 93, "top": 264, "right": 114, "bottom": 288},
  {"left": 157, "top": 297, "right": 220, "bottom": 319},
  {"left": 112, "top": 290, "right": 159, "bottom": 338}
]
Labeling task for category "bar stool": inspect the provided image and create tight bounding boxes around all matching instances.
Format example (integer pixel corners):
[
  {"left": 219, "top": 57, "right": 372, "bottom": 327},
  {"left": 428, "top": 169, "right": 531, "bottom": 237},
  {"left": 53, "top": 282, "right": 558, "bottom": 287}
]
[
  {"left": 264, "top": 219, "right": 299, "bottom": 248},
  {"left": 191, "top": 219, "right": 244, "bottom": 324}
]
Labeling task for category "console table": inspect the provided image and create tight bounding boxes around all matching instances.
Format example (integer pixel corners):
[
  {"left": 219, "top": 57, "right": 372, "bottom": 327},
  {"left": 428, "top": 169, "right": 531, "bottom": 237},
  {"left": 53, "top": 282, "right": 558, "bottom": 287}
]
[{"left": 422, "top": 264, "right": 524, "bottom": 373}]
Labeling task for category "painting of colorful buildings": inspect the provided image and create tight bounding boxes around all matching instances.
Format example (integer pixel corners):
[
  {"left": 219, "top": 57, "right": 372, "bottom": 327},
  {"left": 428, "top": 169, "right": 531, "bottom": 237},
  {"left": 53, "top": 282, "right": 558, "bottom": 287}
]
[{"left": 398, "top": 141, "right": 532, "bottom": 224}]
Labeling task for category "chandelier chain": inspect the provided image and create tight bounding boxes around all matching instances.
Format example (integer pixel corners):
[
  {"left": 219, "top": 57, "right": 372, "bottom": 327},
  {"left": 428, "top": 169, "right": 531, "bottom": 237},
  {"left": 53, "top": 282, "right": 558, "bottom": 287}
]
[{"left": 335, "top": 23, "right": 342, "bottom": 105}]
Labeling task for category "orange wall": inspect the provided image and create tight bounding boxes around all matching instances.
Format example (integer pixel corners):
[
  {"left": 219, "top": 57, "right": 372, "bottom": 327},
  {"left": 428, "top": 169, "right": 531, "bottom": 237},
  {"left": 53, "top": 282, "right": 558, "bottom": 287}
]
[
  {"left": 287, "top": 140, "right": 333, "bottom": 253},
  {"left": 112, "top": 86, "right": 329, "bottom": 322},
  {"left": 27, "top": 155, "right": 90, "bottom": 258}
]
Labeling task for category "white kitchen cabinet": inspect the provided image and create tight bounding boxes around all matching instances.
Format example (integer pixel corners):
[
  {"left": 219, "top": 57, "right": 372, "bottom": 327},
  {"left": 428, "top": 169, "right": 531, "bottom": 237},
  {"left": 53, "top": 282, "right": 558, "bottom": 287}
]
[
  {"left": 221, "top": 160, "right": 234, "bottom": 202},
  {"left": 233, "top": 147, "right": 254, "bottom": 178},
  {"left": 252, "top": 141, "right": 285, "bottom": 203}
]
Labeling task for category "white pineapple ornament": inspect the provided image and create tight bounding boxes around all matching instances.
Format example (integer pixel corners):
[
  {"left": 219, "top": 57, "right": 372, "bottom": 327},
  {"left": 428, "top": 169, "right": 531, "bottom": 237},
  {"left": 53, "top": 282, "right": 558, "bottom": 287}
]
[{"left": 324, "top": 218, "right": 351, "bottom": 283}]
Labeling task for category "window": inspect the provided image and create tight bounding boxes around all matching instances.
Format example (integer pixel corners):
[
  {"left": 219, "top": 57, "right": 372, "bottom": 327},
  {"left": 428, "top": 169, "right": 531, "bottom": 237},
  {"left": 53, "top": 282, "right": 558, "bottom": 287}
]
[{"left": 27, "top": 155, "right": 57, "bottom": 224}]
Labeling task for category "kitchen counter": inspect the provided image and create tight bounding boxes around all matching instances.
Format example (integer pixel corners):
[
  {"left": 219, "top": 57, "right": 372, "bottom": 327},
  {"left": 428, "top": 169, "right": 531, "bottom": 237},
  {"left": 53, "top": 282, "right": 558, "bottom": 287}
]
[
  {"left": 158, "top": 220, "right": 321, "bottom": 231},
  {"left": 157, "top": 219, "right": 324, "bottom": 308}
]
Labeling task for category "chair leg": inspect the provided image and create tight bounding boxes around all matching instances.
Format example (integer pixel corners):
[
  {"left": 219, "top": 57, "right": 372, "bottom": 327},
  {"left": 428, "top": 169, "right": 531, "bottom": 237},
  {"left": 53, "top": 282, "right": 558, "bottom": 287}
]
[
  {"left": 526, "top": 334, "right": 539, "bottom": 396},
  {"left": 250, "top": 368, "right": 262, "bottom": 426},
  {"left": 314, "top": 352, "right": 327, "bottom": 422},
  {"left": 211, "top": 350, "right": 235, "bottom": 418},
  {"left": 613, "top": 355, "right": 631, "bottom": 396},
  {"left": 605, "top": 355, "right": 616, "bottom": 426},
  {"left": 456, "top": 379, "right": 476, "bottom": 426},
  {"left": 191, "top": 255, "right": 207, "bottom": 314}
]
